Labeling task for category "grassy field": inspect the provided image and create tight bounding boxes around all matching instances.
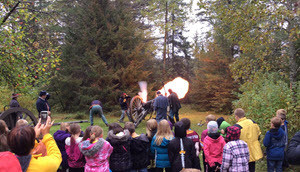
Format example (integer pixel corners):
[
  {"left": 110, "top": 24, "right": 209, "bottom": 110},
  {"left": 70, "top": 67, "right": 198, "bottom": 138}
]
[{"left": 48, "top": 104, "right": 299, "bottom": 172}]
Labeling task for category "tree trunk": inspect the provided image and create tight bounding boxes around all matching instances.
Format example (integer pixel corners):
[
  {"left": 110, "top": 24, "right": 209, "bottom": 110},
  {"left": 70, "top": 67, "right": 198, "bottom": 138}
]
[{"left": 163, "top": 1, "right": 168, "bottom": 78}]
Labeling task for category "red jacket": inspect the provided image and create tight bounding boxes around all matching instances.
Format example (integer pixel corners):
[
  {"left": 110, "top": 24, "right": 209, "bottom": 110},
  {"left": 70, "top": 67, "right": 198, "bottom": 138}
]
[
  {"left": 203, "top": 134, "right": 226, "bottom": 167},
  {"left": 0, "top": 151, "right": 22, "bottom": 172}
]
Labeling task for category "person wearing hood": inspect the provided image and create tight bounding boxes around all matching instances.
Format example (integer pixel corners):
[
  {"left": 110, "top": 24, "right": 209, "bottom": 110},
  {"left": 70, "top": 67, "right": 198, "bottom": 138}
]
[
  {"left": 106, "top": 125, "right": 132, "bottom": 172},
  {"left": 203, "top": 121, "right": 226, "bottom": 172},
  {"left": 263, "top": 117, "right": 287, "bottom": 172},
  {"left": 79, "top": 126, "right": 113, "bottom": 172},
  {"left": 168, "top": 121, "right": 200, "bottom": 172},
  {"left": 124, "top": 122, "right": 150, "bottom": 172},
  {"left": 216, "top": 117, "right": 231, "bottom": 139},
  {"left": 221, "top": 126, "right": 250, "bottom": 172}
]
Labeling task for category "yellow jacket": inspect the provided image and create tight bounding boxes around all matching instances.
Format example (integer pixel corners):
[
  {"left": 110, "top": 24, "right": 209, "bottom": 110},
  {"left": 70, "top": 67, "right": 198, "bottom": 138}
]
[
  {"left": 237, "top": 117, "right": 263, "bottom": 162},
  {"left": 27, "top": 134, "right": 62, "bottom": 172}
]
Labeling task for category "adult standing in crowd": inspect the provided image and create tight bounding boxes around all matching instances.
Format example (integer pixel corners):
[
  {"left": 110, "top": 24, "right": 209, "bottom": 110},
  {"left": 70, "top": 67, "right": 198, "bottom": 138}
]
[
  {"left": 234, "top": 108, "right": 263, "bottom": 172},
  {"left": 118, "top": 92, "right": 131, "bottom": 123},
  {"left": 286, "top": 131, "right": 300, "bottom": 165},
  {"left": 168, "top": 89, "right": 181, "bottom": 122},
  {"left": 9, "top": 93, "right": 22, "bottom": 126},
  {"left": 36, "top": 91, "right": 51, "bottom": 117},
  {"left": 153, "top": 91, "right": 169, "bottom": 123},
  {"left": 89, "top": 100, "right": 108, "bottom": 126}
]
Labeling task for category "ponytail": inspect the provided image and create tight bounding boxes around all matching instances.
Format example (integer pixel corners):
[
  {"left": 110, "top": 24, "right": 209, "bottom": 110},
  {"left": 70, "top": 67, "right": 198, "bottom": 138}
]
[
  {"left": 90, "top": 133, "right": 96, "bottom": 143},
  {"left": 89, "top": 126, "right": 103, "bottom": 143}
]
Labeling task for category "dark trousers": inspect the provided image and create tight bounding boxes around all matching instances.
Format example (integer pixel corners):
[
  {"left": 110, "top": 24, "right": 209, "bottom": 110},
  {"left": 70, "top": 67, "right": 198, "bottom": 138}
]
[
  {"left": 267, "top": 160, "right": 283, "bottom": 172},
  {"left": 249, "top": 161, "right": 256, "bottom": 172},
  {"left": 169, "top": 109, "right": 179, "bottom": 122},
  {"left": 152, "top": 168, "right": 171, "bottom": 172}
]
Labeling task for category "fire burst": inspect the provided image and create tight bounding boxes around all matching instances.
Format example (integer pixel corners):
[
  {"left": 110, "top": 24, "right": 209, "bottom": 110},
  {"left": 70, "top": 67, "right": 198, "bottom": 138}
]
[{"left": 159, "top": 77, "right": 189, "bottom": 99}]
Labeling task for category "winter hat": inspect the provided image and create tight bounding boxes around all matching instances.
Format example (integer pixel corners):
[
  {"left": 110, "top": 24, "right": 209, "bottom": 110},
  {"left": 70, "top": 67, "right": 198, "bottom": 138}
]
[
  {"left": 225, "top": 126, "right": 241, "bottom": 142},
  {"left": 207, "top": 121, "right": 218, "bottom": 133}
]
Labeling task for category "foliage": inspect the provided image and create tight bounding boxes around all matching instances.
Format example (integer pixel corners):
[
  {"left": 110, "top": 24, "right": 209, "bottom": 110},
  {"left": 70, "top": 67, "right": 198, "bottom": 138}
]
[{"left": 233, "top": 72, "right": 299, "bottom": 136}]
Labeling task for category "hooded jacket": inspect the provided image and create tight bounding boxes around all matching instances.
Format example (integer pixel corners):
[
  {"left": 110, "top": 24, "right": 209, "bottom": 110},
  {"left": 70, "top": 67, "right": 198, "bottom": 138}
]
[
  {"left": 217, "top": 117, "right": 231, "bottom": 138},
  {"left": 79, "top": 138, "right": 113, "bottom": 172},
  {"left": 107, "top": 130, "right": 132, "bottom": 172},
  {"left": 53, "top": 130, "right": 70, "bottom": 169},
  {"left": 168, "top": 122, "right": 200, "bottom": 172},
  {"left": 203, "top": 133, "right": 226, "bottom": 167},
  {"left": 65, "top": 137, "right": 85, "bottom": 168},
  {"left": 286, "top": 131, "right": 300, "bottom": 165},
  {"left": 0, "top": 151, "right": 22, "bottom": 172},
  {"left": 151, "top": 135, "right": 172, "bottom": 168},
  {"left": 130, "top": 133, "right": 150, "bottom": 169},
  {"left": 263, "top": 128, "right": 286, "bottom": 160}
]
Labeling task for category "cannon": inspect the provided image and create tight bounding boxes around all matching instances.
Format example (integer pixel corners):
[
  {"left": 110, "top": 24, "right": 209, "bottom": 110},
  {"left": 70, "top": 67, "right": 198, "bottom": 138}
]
[{"left": 128, "top": 95, "right": 156, "bottom": 127}]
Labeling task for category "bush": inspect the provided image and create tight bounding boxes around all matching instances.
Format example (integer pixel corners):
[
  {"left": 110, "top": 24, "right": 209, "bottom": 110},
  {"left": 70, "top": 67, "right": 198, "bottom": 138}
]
[{"left": 233, "top": 72, "right": 299, "bottom": 136}]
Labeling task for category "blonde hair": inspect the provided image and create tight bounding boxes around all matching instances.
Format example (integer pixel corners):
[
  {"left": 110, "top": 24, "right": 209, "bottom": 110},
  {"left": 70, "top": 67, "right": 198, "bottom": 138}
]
[
  {"left": 276, "top": 109, "right": 287, "bottom": 121},
  {"left": 154, "top": 120, "right": 173, "bottom": 145},
  {"left": 60, "top": 122, "right": 70, "bottom": 131},
  {"left": 205, "top": 114, "right": 216, "bottom": 122},
  {"left": 15, "top": 119, "right": 28, "bottom": 127},
  {"left": 146, "top": 119, "right": 158, "bottom": 137},
  {"left": 90, "top": 126, "right": 103, "bottom": 143}
]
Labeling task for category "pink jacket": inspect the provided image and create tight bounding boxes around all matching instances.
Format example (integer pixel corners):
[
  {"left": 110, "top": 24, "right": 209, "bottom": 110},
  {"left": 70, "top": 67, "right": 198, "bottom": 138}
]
[
  {"left": 79, "top": 138, "right": 113, "bottom": 172},
  {"left": 65, "top": 137, "right": 85, "bottom": 168},
  {"left": 203, "top": 134, "right": 226, "bottom": 167}
]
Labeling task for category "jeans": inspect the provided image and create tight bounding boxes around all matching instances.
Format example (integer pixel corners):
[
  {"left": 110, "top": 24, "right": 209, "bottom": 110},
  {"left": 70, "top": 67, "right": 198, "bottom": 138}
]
[
  {"left": 130, "top": 168, "right": 148, "bottom": 172},
  {"left": 169, "top": 109, "right": 179, "bottom": 122},
  {"left": 267, "top": 160, "right": 283, "bottom": 172},
  {"left": 89, "top": 105, "right": 108, "bottom": 125},
  {"left": 119, "top": 110, "right": 128, "bottom": 121}
]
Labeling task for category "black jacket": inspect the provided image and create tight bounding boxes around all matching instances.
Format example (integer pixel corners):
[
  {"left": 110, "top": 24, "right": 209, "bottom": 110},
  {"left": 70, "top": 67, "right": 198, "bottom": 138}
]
[
  {"left": 107, "top": 130, "right": 132, "bottom": 172},
  {"left": 168, "top": 121, "right": 201, "bottom": 172},
  {"left": 130, "top": 134, "right": 150, "bottom": 169},
  {"left": 168, "top": 92, "right": 181, "bottom": 112},
  {"left": 286, "top": 131, "right": 300, "bottom": 165},
  {"left": 119, "top": 96, "right": 130, "bottom": 110},
  {"left": 36, "top": 97, "right": 50, "bottom": 114}
]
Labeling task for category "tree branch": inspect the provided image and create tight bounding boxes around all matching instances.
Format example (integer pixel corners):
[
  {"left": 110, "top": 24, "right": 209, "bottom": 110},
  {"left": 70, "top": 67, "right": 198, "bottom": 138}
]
[{"left": 0, "top": 1, "right": 21, "bottom": 27}]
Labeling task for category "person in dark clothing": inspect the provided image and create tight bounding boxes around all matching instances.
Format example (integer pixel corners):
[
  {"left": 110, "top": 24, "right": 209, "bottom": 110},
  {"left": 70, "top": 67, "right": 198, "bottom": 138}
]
[
  {"left": 89, "top": 100, "right": 108, "bottom": 126},
  {"left": 153, "top": 91, "right": 169, "bottom": 123},
  {"left": 286, "top": 131, "right": 300, "bottom": 165},
  {"left": 119, "top": 93, "right": 131, "bottom": 123},
  {"left": 168, "top": 121, "right": 201, "bottom": 172},
  {"left": 36, "top": 91, "right": 51, "bottom": 117},
  {"left": 168, "top": 89, "right": 181, "bottom": 122},
  {"left": 9, "top": 93, "right": 22, "bottom": 126},
  {"left": 124, "top": 122, "right": 150, "bottom": 172},
  {"left": 263, "top": 117, "right": 287, "bottom": 172},
  {"left": 107, "top": 127, "right": 132, "bottom": 172}
]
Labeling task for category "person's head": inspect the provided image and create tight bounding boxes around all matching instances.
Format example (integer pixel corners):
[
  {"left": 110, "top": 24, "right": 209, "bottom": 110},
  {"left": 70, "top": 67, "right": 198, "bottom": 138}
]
[
  {"left": 205, "top": 114, "right": 216, "bottom": 124},
  {"left": 168, "top": 89, "right": 173, "bottom": 94},
  {"left": 60, "top": 122, "right": 70, "bottom": 132},
  {"left": 124, "top": 122, "right": 135, "bottom": 135},
  {"left": 156, "top": 91, "right": 161, "bottom": 96},
  {"left": 121, "top": 92, "right": 127, "bottom": 98},
  {"left": 271, "top": 117, "right": 282, "bottom": 129},
  {"left": 39, "top": 91, "right": 47, "bottom": 99},
  {"left": 225, "top": 126, "right": 241, "bottom": 142},
  {"left": 11, "top": 93, "right": 19, "bottom": 99},
  {"left": 82, "top": 126, "right": 92, "bottom": 141},
  {"left": 69, "top": 123, "right": 81, "bottom": 136},
  {"left": 216, "top": 117, "right": 225, "bottom": 127},
  {"left": 7, "top": 126, "right": 35, "bottom": 156},
  {"left": 155, "top": 119, "right": 173, "bottom": 145},
  {"left": 0, "top": 120, "right": 8, "bottom": 135},
  {"left": 207, "top": 121, "right": 218, "bottom": 134},
  {"left": 234, "top": 108, "right": 245, "bottom": 121},
  {"left": 174, "top": 121, "right": 186, "bottom": 138},
  {"left": 276, "top": 109, "right": 287, "bottom": 121},
  {"left": 90, "top": 126, "right": 103, "bottom": 143},
  {"left": 146, "top": 119, "right": 158, "bottom": 137},
  {"left": 180, "top": 118, "right": 191, "bottom": 130},
  {"left": 15, "top": 119, "right": 29, "bottom": 128},
  {"left": 108, "top": 122, "right": 123, "bottom": 132}
]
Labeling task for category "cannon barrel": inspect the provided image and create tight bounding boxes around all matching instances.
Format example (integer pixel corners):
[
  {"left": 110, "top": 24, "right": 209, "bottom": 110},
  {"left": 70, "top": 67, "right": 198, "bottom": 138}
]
[{"left": 52, "top": 120, "right": 89, "bottom": 126}]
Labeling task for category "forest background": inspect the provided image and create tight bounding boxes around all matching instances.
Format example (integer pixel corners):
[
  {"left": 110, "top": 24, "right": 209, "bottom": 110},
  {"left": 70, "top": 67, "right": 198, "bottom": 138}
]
[{"left": 0, "top": 0, "right": 299, "bottom": 143}]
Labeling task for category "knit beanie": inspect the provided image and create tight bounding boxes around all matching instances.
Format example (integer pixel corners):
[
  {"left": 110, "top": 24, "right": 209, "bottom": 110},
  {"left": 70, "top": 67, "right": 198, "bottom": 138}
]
[
  {"left": 207, "top": 121, "right": 218, "bottom": 133},
  {"left": 225, "top": 126, "right": 241, "bottom": 142}
]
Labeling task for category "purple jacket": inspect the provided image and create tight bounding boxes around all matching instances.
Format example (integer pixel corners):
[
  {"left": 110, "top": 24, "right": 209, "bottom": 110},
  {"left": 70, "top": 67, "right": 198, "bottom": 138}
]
[
  {"left": 65, "top": 137, "right": 85, "bottom": 168},
  {"left": 53, "top": 130, "right": 71, "bottom": 168}
]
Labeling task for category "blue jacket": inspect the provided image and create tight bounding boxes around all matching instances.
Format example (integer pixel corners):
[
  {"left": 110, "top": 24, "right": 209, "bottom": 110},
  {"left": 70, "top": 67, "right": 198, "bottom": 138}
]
[
  {"left": 263, "top": 128, "right": 286, "bottom": 160},
  {"left": 151, "top": 135, "right": 172, "bottom": 168},
  {"left": 280, "top": 120, "right": 288, "bottom": 146},
  {"left": 36, "top": 97, "right": 50, "bottom": 114}
]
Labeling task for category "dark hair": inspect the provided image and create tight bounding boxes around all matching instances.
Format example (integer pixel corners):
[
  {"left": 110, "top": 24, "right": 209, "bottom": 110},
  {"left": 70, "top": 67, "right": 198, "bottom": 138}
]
[
  {"left": 180, "top": 118, "right": 191, "bottom": 130},
  {"left": 7, "top": 126, "right": 35, "bottom": 156},
  {"left": 0, "top": 120, "right": 8, "bottom": 135},
  {"left": 271, "top": 117, "right": 282, "bottom": 129},
  {"left": 108, "top": 123, "right": 122, "bottom": 131},
  {"left": 69, "top": 123, "right": 81, "bottom": 135},
  {"left": 0, "top": 134, "right": 9, "bottom": 152},
  {"left": 82, "top": 126, "right": 92, "bottom": 141},
  {"left": 124, "top": 122, "right": 135, "bottom": 134}
]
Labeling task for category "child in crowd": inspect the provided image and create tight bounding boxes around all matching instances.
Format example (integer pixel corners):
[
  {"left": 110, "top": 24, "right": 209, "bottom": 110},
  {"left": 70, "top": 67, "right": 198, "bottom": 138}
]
[
  {"left": 146, "top": 119, "right": 158, "bottom": 171},
  {"left": 54, "top": 122, "right": 71, "bottom": 172},
  {"left": 0, "top": 120, "right": 9, "bottom": 152},
  {"left": 150, "top": 119, "right": 174, "bottom": 172},
  {"left": 263, "top": 117, "right": 286, "bottom": 172},
  {"left": 203, "top": 121, "right": 226, "bottom": 172},
  {"left": 221, "top": 126, "right": 250, "bottom": 172},
  {"left": 201, "top": 114, "right": 216, "bottom": 172},
  {"left": 124, "top": 122, "right": 150, "bottom": 172},
  {"left": 181, "top": 118, "right": 200, "bottom": 156},
  {"left": 79, "top": 126, "right": 113, "bottom": 172},
  {"left": 82, "top": 126, "right": 92, "bottom": 141},
  {"left": 216, "top": 117, "right": 231, "bottom": 138},
  {"left": 107, "top": 123, "right": 132, "bottom": 172},
  {"left": 65, "top": 123, "right": 85, "bottom": 172},
  {"left": 15, "top": 119, "right": 28, "bottom": 127},
  {"left": 168, "top": 121, "right": 201, "bottom": 171},
  {"left": 276, "top": 109, "right": 289, "bottom": 169}
]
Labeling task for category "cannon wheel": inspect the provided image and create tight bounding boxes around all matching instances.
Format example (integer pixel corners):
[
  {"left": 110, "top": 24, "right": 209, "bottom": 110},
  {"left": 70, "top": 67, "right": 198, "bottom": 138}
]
[
  {"left": 129, "top": 95, "right": 143, "bottom": 124},
  {"left": 0, "top": 107, "right": 37, "bottom": 129}
]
